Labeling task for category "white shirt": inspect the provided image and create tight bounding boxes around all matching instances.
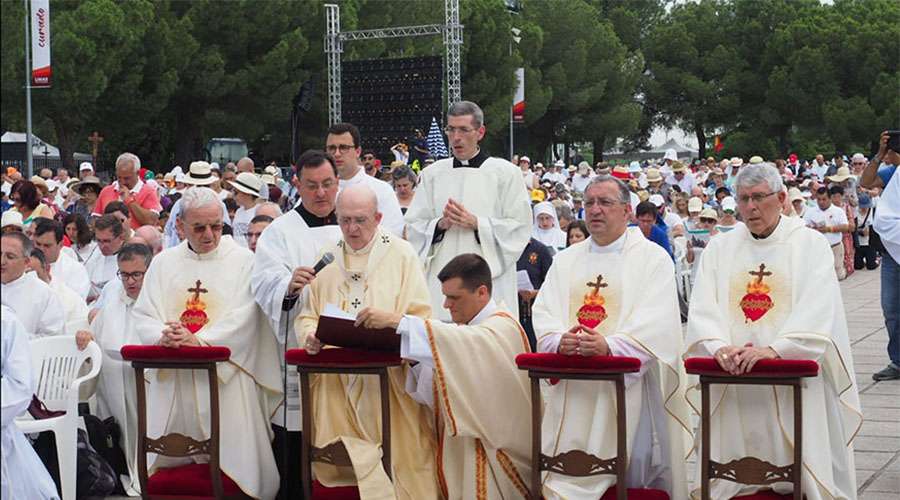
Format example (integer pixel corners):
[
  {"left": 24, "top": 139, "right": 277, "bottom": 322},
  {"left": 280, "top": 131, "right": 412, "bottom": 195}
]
[
  {"left": 50, "top": 251, "right": 91, "bottom": 299},
  {"left": 803, "top": 204, "right": 848, "bottom": 246},
  {"left": 665, "top": 172, "right": 697, "bottom": 194},
  {"left": 522, "top": 170, "right": 536, "bottom": 191},
  {"left": 338, "top": 167, "right": 405, "bottom": 237},
  {"left": 231, "top": 204, "right": 257, "bottom": 247},
  {"left": 571, "top": 173, "right": 594, "bottom": 194},
  {"left": 0, "top": 272, "right": 66, "bottom": 337},
  {"left": 542, "top": 171, "right": 567, "bottom": 185},
  {"left": 85, "top": 251, "right": 119, "bottom": 301}
]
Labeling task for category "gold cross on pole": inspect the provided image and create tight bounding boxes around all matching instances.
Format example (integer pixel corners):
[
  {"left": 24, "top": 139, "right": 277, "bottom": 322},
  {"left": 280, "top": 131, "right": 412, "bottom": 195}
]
[{"left": 87, "top": 131, "right": 104, "bottom": 168}]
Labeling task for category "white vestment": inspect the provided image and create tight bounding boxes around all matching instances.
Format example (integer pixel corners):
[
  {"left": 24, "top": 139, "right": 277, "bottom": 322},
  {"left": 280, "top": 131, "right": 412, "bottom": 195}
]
[
  {"left": 405, "top": 155, "right": 532, "bottom": 321},
  {"left": 251, "top": 207, "right": 341, "bottom": 430},
  {"left": 134, "top": 237, "right": 283, "bottom": 500},
  {"left": 1, "top": 306, "right": 60, "bottom": 500},
  {"left": 91, "top": 281, "right": 143, "bottom": 495},
  {"left": 532, "top": 228, "right": 691, "bottom": 500},
  {"left": 84, "top": 251, "right": 118, "bottom": 301},
  {"left": 338, "top": 168, "right": 405, "bottom": 237},
  {"left": 1, "top": 272, "right": 66, "bottom": 338},
  {"left": 685, "top": 216, "right": 861, "bottom": 500},
  {"left": 51, "top": 252, "right": 90, "bottom": 299},
  {"left": 50, "top": 280, "right": 89, "bottom": 335}
]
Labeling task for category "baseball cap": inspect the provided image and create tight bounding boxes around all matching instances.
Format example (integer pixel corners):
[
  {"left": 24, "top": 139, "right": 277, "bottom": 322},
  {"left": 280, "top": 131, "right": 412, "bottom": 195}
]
[
  {"left": 648, "top": 194, "right": 665, "bottom": 207},
  {"left": 79, "top": 162, "right": 93, "bottom": 172}
]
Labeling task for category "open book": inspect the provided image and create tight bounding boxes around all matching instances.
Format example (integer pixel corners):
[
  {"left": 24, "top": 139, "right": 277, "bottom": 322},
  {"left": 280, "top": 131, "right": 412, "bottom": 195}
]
[{"left": 315, "top": 304, "right": 400, "bottom": 352}]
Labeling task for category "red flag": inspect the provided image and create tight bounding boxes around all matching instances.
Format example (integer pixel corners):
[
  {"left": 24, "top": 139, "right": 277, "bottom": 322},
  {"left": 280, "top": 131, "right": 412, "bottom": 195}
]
[{"left": 713, "top": 135, "right": 724, "bottom": 153}]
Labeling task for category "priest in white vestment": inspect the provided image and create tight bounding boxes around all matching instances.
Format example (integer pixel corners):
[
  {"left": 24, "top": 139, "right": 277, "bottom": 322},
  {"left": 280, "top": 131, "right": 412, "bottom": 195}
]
[
  {"left": 405, "top": 101, "right": 532, "bottom": 321},
  {"left": 1, "top": 306, "right": 61, "bottom": 500},
  {"left": 355, "top": 253, "right": 533, "bottom": 499},
  {"left": 251, "top": 150, "right": 342, "bottom": 497},
  {"left": 532, "top": 176, "right": 691, "bottom": 500},
  {"left": 296, "top": 185, "right": 438, "bottom": 499},
  {"left": 32, "top": 218, "right": 91, "bottom": 299},
  {"left": 85, "top": 214, "right": 128, "bottom": 302},
  {"left": 325, "top": 123, "right": 405, "bottom": 236},
  {"left": 133, "top": 188, "right": 283, "bottom": 499},
  {"left": 1, "top": 232, "right": 66, "bottom": 337},
  {"left": 76, "top": 243, "right": 154, "bottom": 496},
  {"left": 685, "top": 164, "right": 861, "bottom": 500}
]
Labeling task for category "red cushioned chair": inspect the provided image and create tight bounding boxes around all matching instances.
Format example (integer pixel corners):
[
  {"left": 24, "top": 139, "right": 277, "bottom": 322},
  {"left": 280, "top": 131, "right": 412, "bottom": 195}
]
[
  {"left": 120, "top": 345, "right": 248, "bottom": 500},
  {"left": 684, "top": 357, "right": 819, "bottom": 500},
  {"left": 516, "top": 353, "right": 670, "bottom": 500},
  {"left": 286, "top": 348, "right": 402, "bottom": 500}
]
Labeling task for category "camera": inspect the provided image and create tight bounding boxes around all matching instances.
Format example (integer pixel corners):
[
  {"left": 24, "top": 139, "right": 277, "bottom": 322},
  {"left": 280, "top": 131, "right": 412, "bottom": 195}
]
[{"left": 888, "top": 130, "right": 900, "bottom": 153}]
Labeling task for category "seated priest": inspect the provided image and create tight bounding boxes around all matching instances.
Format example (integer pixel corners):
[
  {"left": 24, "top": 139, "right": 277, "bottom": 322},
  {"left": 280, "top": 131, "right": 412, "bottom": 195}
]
[
  {"left": 76, "top": 242, "right": 154, "bottom": 496},
  {"left": 296, "top": 184, "right": 438, "bottom": 499},
  {"left": 532, "top": 175, "right": 691, "bottom": 500},
  {"left": 133, "top": 187, "right": 283, "bottom": 499},
  {"left": 28, "top": 248, "right": 89, "bottom": 335},
  {"left": 685, "top": 163, "right": 860, "bottom": 500},
  {"left": 1, "top": 231, "right": 66, "bottom": 337},
  {"left": 354, "top": 253, "right": 533, "bottom": 499}
]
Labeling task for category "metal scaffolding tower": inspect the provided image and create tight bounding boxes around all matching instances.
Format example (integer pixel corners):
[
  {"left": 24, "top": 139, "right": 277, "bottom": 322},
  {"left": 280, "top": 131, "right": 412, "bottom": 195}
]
[{"left": 324, "top": 0, "right": 462, "bottom": 125}]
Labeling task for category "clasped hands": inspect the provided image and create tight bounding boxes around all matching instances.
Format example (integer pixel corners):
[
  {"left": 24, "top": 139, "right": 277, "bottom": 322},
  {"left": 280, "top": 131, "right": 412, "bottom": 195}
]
[
  {"left": 157, "top": 321, "right": 200, "bottom": 348},
  {"left": 557, "top": 324, "right": 609, "bottom": 357},
  {"left": 303, "top": 307, "right": 402, "bottom": 356},
  {"left": 438, "top": 198, "right": 477, "bottom": 231},
  {"left": 714, "top": 343, "right": 779, "bottom": 375}
]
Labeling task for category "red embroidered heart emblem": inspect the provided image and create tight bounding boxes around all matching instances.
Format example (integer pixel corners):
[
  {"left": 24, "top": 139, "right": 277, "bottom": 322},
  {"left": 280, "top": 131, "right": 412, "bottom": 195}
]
[
  {"left": 740, "top": 292, "right": 773, "bottom": 323},
  {"left": 577, "top": 303, "right": 607, "bottom": 329},
  {"left": 180, "top": 309, "right": 209, "bottom": 333}
]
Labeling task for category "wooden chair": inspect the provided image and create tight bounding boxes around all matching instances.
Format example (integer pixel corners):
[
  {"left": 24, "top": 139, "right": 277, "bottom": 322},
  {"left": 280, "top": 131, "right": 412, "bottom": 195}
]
[
  {"left": 516, "top": 352, "right": 670, "bottom": 500},
  {"left": 684, "top": 357, "right": 819, "bottom": 500},
  {"left": 120, "top": 345, "right": 248, "bottom": 500},
  {"left": 286, "top": 348, "right": 402, "bottom": 500}
]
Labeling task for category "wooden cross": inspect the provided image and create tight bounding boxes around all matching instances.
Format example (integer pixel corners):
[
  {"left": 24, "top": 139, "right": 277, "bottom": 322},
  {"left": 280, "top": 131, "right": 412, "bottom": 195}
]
[
  {"left": 586, "top": 274, "right": 608, "bottom": 294},
  {"left": 87, "top": 131, "right": 104, "bottom": 168},
  {"left": 748, "top": 264, "right": 772, "bottom": 283},
  {"left": 188, "top": 280, "right": 208, "bottom": 301}
]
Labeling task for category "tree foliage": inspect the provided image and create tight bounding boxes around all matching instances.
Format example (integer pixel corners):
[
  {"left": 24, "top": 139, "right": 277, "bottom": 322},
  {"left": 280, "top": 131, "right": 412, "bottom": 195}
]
[{"left": 1, "top": 0, "right": 896, "bottom": 173}]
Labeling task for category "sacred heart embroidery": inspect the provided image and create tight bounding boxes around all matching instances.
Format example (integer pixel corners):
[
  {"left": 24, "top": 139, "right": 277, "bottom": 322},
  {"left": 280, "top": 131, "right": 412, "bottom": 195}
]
[
  {"left": 180, "top": 280, "right": 209, "bottom": 333},
  {"left": 577, "top": 274, "right": 608, "bottom": 328},
  {"left": 739, "top": 264, "right": 774, "bottom": 323},
  {"left": 528, "top": 252, "right": 538, "bottom": 265}
]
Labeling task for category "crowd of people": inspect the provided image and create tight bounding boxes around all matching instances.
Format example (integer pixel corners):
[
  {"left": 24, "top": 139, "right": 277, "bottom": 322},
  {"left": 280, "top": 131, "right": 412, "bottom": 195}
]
[{"left": 1, "top": 100, "right": 897, "bottom": 500}]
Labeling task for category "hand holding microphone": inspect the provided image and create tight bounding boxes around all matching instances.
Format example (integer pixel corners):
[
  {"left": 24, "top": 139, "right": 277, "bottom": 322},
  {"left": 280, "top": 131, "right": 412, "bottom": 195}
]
[{"left": 287, "top": 252, "right": 334, "bottom": 297}]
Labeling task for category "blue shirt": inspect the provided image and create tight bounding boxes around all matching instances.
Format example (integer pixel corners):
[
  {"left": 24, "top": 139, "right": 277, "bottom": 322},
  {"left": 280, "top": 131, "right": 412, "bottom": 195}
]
[
  {"left": 878, "top": 165, "right": 896, "bottom": 186},
  {"left": 629, "top": 223, "right": 673, "bottom": 260}
]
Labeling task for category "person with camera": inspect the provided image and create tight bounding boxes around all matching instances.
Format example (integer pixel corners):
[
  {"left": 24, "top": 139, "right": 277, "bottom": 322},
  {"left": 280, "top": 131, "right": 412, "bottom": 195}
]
[{"left": 860, "top": 130, "right": 900, "bottom": 381}]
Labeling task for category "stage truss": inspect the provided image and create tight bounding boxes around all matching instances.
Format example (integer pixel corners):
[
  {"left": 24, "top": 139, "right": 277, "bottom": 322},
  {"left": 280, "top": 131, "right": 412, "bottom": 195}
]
[{"left": 324, "top": 1, "right": 462, "bottom": 125}]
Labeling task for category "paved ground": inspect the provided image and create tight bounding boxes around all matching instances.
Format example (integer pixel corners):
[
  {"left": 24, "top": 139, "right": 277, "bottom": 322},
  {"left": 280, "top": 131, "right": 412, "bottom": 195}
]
[
  {"left": 839, "top": 267, "right": 900, "bottom": 499},
  {"left": 100, "top": 267, "right": 898, "bottom": 499}
]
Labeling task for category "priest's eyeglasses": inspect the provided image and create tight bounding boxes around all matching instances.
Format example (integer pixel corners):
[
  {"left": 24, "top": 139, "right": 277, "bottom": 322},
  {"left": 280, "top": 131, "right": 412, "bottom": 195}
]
[
  {"left": 326, "top": 144, "right": 356, "bottom": 154},
  {"left": 737, "top": 192, "right": 777, "bottom": 205},
  {"left": 117, "top": 270, "right": 145, "bottom": 282},
  {"left": 444, "top": 126, "right": 476, "bottom": 135},
  {"left": 190, "top": 223, "right": 224, "bottom": 234},
  {"left": 583, "top": 197, "right": 623, "bottom": 209}
]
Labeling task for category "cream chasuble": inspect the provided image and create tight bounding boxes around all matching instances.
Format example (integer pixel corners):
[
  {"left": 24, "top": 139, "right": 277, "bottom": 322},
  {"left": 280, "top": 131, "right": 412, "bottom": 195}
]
[
  {"left": 90, "top": 279, "right": 142, "bottom": 495},
  {"left": 405, "top": 155, "right": 533, "bottom": 321},
  {"left": 532, "top": 228, "right": 692, "bottom": 500},
  {"left": 685, "top": 215, "right": 861, "bottom": 500},
  {"left": 407, "top": 304, "right": 534, "bottom": 499},
  {"left": 295, "top": 227, "right": 438, "bottom": 500},
  {"left": 134, "top": 237, "right": 283, "bottom": 500}
]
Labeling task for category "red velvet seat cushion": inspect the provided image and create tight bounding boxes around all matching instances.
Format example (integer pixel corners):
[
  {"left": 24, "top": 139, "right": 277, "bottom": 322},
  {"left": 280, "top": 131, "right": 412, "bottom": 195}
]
[
  {"left": 120, "top": 345, "right": 231, "bottom": 363},
  {"left": 684, "top": 357, "right": 819, "bottom": 378},
  {"left": 312, "top": 480, "right": 361, "bottom": 500},
  {"left": 600, "top": 486, "right": 670, "bottom": 500},
  {"left": 515, "top": 353, "right": 641, "bottom": 374},
  {"left": 146, "top": 463, "right": 242, "bottom": 497},
  {"left": 285, "top": 348, "right": 402, "bottom": 368},
  {"left": 733, "top": 491, "right": 792, "bottom": 500}
]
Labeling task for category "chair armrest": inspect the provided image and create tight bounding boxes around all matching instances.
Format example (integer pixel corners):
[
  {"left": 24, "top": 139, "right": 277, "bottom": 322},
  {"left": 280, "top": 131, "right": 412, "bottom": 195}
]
[{"left": 67, "top": 341, "right": 102, "bottom": 408}]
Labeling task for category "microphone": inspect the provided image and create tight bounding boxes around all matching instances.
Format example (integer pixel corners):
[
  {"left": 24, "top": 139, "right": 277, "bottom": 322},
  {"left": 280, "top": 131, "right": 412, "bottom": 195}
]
[{"left": 312, "top": 252, "right": 335, "bottom": 275}]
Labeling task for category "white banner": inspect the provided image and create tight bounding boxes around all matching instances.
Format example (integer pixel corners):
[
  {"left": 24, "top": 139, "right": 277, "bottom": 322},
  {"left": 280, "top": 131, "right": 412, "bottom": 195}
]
[
  {"left": 512, "top": 67, "right": 525, "bottom": 123},
  {"left": 30, "top": 0, "right": 51, "bottom": 87}
]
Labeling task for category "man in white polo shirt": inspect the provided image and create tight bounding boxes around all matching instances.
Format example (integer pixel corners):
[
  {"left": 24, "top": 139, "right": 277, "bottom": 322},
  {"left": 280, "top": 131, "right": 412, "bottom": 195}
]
[{"left": 803, "top": 186, "right": 850, "bottom": 280}]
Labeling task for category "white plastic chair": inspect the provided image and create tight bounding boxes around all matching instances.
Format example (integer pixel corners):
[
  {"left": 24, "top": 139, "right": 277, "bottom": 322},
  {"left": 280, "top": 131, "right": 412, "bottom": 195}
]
[{"left": 16, "top": 336, "right": 102, "bottom": 500}]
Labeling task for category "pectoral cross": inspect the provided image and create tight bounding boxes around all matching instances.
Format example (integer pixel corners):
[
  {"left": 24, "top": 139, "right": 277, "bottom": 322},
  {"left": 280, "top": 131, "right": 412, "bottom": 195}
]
[
  {"left": 586, "top": 274, "right": 608, "bottom": 294},
  {"left": 88, "top": 131, "right": 104, "bottom": 168},
  {"left": 350, "top": 298, "right": 362, "bottom": 309},
  {"left": 188, "top": 280, "right": 208, "bottom": 301},
  {"left": 748, "top": 264, "right": 772, "bottom": 284}
]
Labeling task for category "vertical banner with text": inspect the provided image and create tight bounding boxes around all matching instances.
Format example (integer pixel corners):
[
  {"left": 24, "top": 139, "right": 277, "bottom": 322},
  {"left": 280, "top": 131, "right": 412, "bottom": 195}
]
[
  {"left": 30, "top": 0, "right": 51, "bottom": 87},
  {"left": 512, "top": 68, "right": 525, "bottom": 123}
]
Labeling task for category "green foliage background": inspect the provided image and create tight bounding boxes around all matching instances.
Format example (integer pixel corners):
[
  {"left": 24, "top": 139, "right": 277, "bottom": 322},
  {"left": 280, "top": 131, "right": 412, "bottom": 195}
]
[{"left": 1, "top": 0, "right": 897, "bottom": 173}]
